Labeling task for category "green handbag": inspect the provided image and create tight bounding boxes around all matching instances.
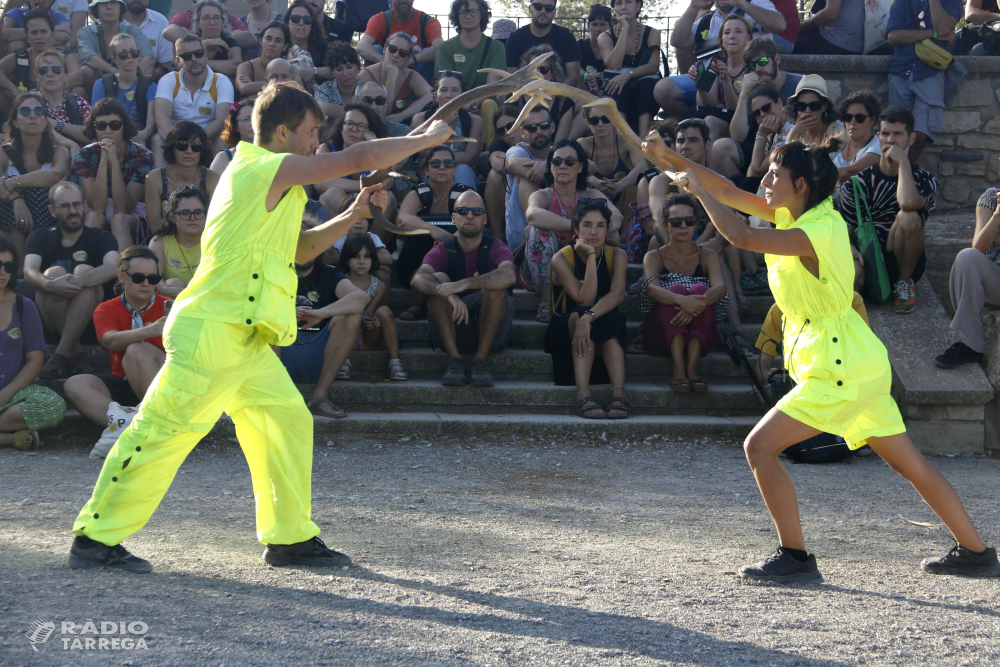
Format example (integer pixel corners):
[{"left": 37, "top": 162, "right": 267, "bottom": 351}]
[{"left": 851, "top": 176, "right": 892, "bottom": 304}]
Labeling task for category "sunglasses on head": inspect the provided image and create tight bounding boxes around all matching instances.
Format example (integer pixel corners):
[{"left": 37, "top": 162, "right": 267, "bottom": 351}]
[
  {"left": 343, "top": 120, "right": 369, "bottom": 132},
  {"left": 17, "top": 105, "right": 46, "bottom": 117},
  {"left": 550, "top": 156, "right": 579, "bottom": 167},
  {"left": 386, "top": 44, "right": 411, "bottom": 58},
  {"left": 586, "top": 115, "right": 611, "bottom": 126},
  {"left": 668, "top": 215, "right": 698, "bottom": 228},
  {"left": 496, "top": 121, "right": 515, "bottom": 134},
  {"left": 428, "top": 158, "right": 456, "bottom": 168},
  {"left": 537, "top": 66, "right": 551, "bottom": 75},
  {"left": 578, "top": 198, "right": 606, "bottom": 207},
  {"left": 454, "top": 206, "right": 486, "bottom": 217},
  {"left": 532, "top": 2, "right": 556, "bottom": 12},
  {"left": 750, "top": 101, "right": 775, "bottom": 119},
  {"left": 0, "top": 261, "right": 18, "bottom": 274},
  {"left": 94, "top": 120, "right": 123, "bottom": 131},
  {"left": 124, "top": 270, "right": 162, "bottom": 285},
  {"left": 35, "top": 65, "right": 62, "bottom": 75},
  {"left": 115, "top": 49, "right": 141, "bottom": 59},
  {"left": 842, "top": 113, "right": 871, "bottom": 124},
  {"left": 174, "top": 140, "right": 204, "bottom": 152},
  {"left": 362, "top": 95, "right": 387, "bottom": 106},
  {"left": 288, "top": 14, "right": 313, "bottom": 23},
  {"left": 178, "top": 49, "right": 206, "bottom": 61},
  {"left": 794, "top": 100, "right": 826, "bottom": 113},
  {"left": 522, "top": 121, "right": 552, "bottom": 133},
  {"left": 746, "top": 55, "right": 771, "bottom": 71},
  {"left": 175, "top": 208, "right": 206, "bottom": 220}
]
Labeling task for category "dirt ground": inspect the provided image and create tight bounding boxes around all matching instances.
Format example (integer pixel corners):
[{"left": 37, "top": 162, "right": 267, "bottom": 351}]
[{"left": 1, "top": 430, "right": 998, "bottom": 667}]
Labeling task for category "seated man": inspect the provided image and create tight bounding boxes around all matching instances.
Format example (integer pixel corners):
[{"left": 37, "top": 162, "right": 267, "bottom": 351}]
[
  {"left": 23, "top": 181, "right": 119, "bottom": 379},
  {"left": 839, "top": 106, "right": 937, "bottom": 314},
  {"left": 2, "top": 0, "right": 72, "bottom": 53},
  {"left": 411, "top": 191, "right": 516, "bottom": 387},
  {"left": 354, "top": 80, "right": 410, "bottom": 137},
  {"left": 154, "top": 35, "right": 235, "bottom": 152},
  {"left": 161, "top": 0, "right": 255, "bottom": 54},
  {"left": 0, "top": 10, "right": 81, "bottom": 107},
  {"left": 935, "top": 186, "right": 1000, "bottom": 368},
  {"left": 265, "top": 57, "right": 301, "bottom": 87},
  {"left": 503, "top": 105, "right": 553, "bottom": 250},
  {"left": 121, "top": 0, "right": 172, "bottom": 80},
  {"left": 483, "top": 104, "right": 521, "bottom": 240}
]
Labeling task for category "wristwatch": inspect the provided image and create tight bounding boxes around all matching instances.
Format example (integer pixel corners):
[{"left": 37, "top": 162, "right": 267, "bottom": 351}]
[{"left": 56, "top": 119, "right": 65, "bottom": 133}]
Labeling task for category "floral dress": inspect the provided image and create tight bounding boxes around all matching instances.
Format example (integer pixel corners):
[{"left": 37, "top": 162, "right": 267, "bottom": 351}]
[{"left": 520, "top": 189, "right": 578, "bottom": 294}]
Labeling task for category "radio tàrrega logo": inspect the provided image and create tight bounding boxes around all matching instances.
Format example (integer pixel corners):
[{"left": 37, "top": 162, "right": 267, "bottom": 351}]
[
  {"left": 24, "top": 619, "right": 56, "bottom": 652},
  {"left": 24, "top": 619, "right": 150, "bottom": 651}
]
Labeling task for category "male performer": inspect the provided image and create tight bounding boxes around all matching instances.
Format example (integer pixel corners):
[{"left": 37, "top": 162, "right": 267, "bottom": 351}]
[{"left": 68, "top": 83, "right": 452, "bottom": 573}]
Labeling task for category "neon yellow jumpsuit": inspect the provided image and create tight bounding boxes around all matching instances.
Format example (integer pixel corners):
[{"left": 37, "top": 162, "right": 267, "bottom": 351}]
[
  {"left": 74, "top": 143, "right": 319, "bottom": 547},
  {"left": 768, "top": 197, "right": 906, "bottom": 448}
]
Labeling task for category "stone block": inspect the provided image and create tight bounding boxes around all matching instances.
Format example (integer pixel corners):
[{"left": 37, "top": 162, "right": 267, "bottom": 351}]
[
  {"left": 939, "top": 163, "right": 956, "bottom": 176},
  {"left": 939, "top": 149, "right": 983, "bottom": 161},
  {"left": 956, "top": 85, "right": 996, "bottom": 107},
  {"left": 983, "top": 308, "right": 1000, "bottom": 451},
  {"left": 957, "top": 134, "right": 1000, "bottom": 150},
  {"left": 941, "top": 178, "right": 971, "bottom": 203},
  {"left": 941, "top": 112, "right": 981, "bottom": 133},
  {"left": 957, "top": 163, "right": 988, "bottom": 176},
  {"left": 904, "top": 404, "right": 985, "bottom": 421},
  {"left": 905, "top": 419, "right": 985, "bottom": 455},
  {"left": 984, "top": 118, "right": 1000, "bottom": 135},
  {"left": 990, "top": 156, "right": 1000, "bottom": 181},
  {"left": 826, "top": 81, "right": 842, "bottom": 102}
]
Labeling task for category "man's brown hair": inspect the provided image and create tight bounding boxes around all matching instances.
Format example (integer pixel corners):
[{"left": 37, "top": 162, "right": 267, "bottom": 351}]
[
  {"left": 743, "top": 37, "right": 778, "bottom": 65},
  {"left": 254, "top": 81, "right": 324, "bottom": 145}
]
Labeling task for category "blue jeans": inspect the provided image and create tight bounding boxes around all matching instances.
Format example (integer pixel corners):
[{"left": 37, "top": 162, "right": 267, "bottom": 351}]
[
  {"left": 772, "top": 35, "right": 795, "bottom": 54},
  {"left": 372, "top": 44, "right": 434, "bottom": 85}
]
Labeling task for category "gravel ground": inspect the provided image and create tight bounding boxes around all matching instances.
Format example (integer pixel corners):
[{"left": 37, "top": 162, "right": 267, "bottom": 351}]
[{"left": 1, "top": 431, "right": 999, "bottom": 667}]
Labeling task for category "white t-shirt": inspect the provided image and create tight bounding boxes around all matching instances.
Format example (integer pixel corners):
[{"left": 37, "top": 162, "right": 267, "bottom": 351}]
[
  {"left": 831, "top": 134, "right": 881, "bottom": 169},
  {"left": 53, "top": 0, "right": 87, "bottom": 16},
  {"left": 155, "top": 67, "right": 235, "bottom": 129},
  {"left": 691, "top": 0, "right": 779, "bottom": 42},
  {"left": 333, "top": 231, "right": 386, "bottom": 252},
  {"left": 128, "top": 10, "right": 173, "bottom": 65}
]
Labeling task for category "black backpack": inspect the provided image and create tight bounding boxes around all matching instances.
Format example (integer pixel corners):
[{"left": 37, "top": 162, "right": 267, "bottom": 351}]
[
  {"left": 443, "top": 234, "right": 513, "bottom": 296},
  {"left": 415, "top": 182, "right": 467, "bottom": 218},
  {"left": 101, "top": 73, "right": 153, "bottom": 130},
  {"left": 344, "top": 0, "right": 390, "bottom": 35}
]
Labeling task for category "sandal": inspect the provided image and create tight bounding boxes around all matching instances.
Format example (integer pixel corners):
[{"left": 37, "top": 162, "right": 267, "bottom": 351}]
[
  {"left": 12, "top": 429, "right": 39, "bottom": 451},
  {"left": 40, "top": 353, "right": 69, "bottom": 380},
  {"left": 536, "top": 302, "right": 551, "bottom": 324},
  {"left": 606, "top": 395, "right": 629, "bottom": 420},
  {"left": 690, "top": 377, "right": 709, "bottom": 394},
  {"left": 625, "top": 334, "right": 646, "bottom": 355},
  {"left": 388, "top": 359, "right": 408, "bottom": 381},
  {"left": 337, "top": 358, "right": 351, "bottom": 381},
  {"left": 671, "top": 377, "right": 690, "bottom": 394},
  {"left": 735, "top": 288, "right": 749, "bottom": 308},
  {"left": 575, "top": 395, "right": 606, "bottom": 419},
  {"left": 399, "top": 303, "right": 427, "bottom": 321},
  {"left": 308, "top": 397, "right": 347, "bottom": 418}
]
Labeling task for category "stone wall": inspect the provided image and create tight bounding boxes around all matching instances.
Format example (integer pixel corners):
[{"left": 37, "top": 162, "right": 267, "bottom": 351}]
[{"left": 780, "top": 55, "right": 1000, "bottom": 210}]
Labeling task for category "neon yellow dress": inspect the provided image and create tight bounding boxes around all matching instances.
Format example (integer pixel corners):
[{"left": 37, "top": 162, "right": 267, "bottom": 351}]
[{"left": 767, "top": 197, "right": 905, "bottom": 448}]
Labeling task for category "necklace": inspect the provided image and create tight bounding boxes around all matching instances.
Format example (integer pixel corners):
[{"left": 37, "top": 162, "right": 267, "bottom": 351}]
[
  {"left": 174, "top": 235, "right": 198, "bottom": 274},
  {"left": 551, "top": 188, "right": 579, "bottom": 218},
  {"left": 613, "top": 21, "right": 641, "bottom": 58}
]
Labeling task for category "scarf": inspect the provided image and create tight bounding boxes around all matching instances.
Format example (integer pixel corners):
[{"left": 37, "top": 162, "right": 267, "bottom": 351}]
[{"left": 121, "top": 294, "right": 155, "bottom": 331}]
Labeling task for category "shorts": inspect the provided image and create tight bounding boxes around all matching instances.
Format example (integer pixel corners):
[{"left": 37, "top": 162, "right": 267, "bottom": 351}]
[
  {"left": 429, "top": 291, "right": 515, "bottom": 355},
  {"left": 99, "top": 374, "right": 140, "bottom": 407},
  {"left": 888, "top": 72, "right": 945, "bottom": 140},
  {"left": 668, "top": 74, "right": 697, "bottom": 106},
  {"left": 280, "top": 327, "right": 331, "bottom": 384},
  {"left": 884, "top": 247, "right": 927, "bottom": 284}
]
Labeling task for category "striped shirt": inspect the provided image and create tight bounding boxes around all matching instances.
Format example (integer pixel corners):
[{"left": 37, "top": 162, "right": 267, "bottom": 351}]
[
  {"left": 838, "top": 161, "right": 937, "bottom": 245},
  {"left": 976, "top": 188, "right": 1000, "bottom": 266}
]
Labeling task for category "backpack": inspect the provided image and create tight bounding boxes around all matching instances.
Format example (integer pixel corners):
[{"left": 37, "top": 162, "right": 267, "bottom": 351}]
[
  {"left": 172, "top": 71, "right": 219, "bottom": 103},
  {"left": 102, "top": 73, "right": 153, "bottom": 130},
  {"left": 415, "top": 182, "right": 467, "bottom": 217},
  {"left": 444, "top": 234, "right": 513, "bottom": 295},
  {"left": 382, "top": 8, "right": 430, "bottom": 47},
  {"left": 549, "top": 244, "right": 614, "bottom": 316},
  {"left": 13, "top": 49, "right": 31, "bottom": 92},
  {"left": 344, "top": 0, "right": 389, "bottom": 34},
  {"left": 62, "top": 93, "right": 83, "bottom": 125}
]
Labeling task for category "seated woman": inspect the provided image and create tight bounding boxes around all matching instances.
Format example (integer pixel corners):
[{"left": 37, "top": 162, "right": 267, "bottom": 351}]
[
  {"left": 832, "top": 90, "right": 881, "bottom": 184},
  {"left": 315, "top": 43, "right": 361, "bottom": 121},
  {"left": 282, "top": 0, "right": 330, "bottom": 87},
  {"left": 91, "top": 34, "right": 158, "bottom": 159},
  {"left": 36, "top": 48, "right": 90, "bottom": 154},
  {"left": 638, "top": 193, "right": 727, "bottom": 393},
  {"left": 519, "top": 46, "right": 575, "bottom": 143},
  {"left": 63, "top": 246, "right": 168, "bottom": 450},
  {"left": 145, "top": 121, "right": 219, "bottom": 235},
  {"left": 410, "top": 71, "right": 482, "bottom": 190},
  {"left": 193, "top": 0, "right": 242, "bottom": 82},
  {"left": 396, "top": 146, "right": 468, "bottom": 321},
  {"left": 209, "top": 99, "right": 254, "bottom": 174},
  {"left": 545, "top": 200, "right": 628, "bottom": 419},
  {"left": 577, "top": 103, "right": 648, "bottom": 221},
  {"left": 598, "top": 0, "right": 662, "bottom": 141},
  {"left": 235, "top": 21, "right": 290, "bottom": 100},
  {"left": 357, "top": 32, "right": 432, "bottom": 125},
  {"left": 0, "top": 238, "right": 65, "bottom": 451},
  {"left": 0, "top": 92, "right": 71, "bottom": 260},
  {"left": 0, "top": 10, "right": 82, "bottom": 107},
  {"left": 523, "top": 139, "right": 621, "bottom": 323},
  {"left": 73, "top": 97, "right": 154, "bottom": 252},
  {"left": 239, "top": 0, "right": 284, "bottom": 61},
  {"left": 689, "top": 14, "right": 750, "bottom": 141},
  {"left": 149, "top": 185, "right": 206, "bottom": 298}
]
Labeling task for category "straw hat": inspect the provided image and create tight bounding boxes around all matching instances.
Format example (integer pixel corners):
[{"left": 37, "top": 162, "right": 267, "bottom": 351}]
[{"left": 788, "top": 74, "right": 835, "bottom": 107}]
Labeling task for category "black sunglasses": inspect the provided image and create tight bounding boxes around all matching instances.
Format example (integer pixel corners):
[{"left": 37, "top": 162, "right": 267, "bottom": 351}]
[
  {"left": 124, "top": 270, "right": 162, "bottom": 285},
  {"left": 288, "top": 14, "right": 313, "bottom": 23},
  {"left": 794, "top": 100, "right": 826, "bottom": 113},
  {"left": 428, "top": 158, "right": 456, "bottom": 168},
  {"left": 522, "top": 121, "right": 553, "bottom": 133},
  {"left": 550, "top": 156, "right": 579, "bottom": 167},
  {"left": 750, "top": 101, "right": 775, "bottom": 119},
  {"left": 178, "top": 49, "right": 206, "bottom": 61},
  {"left": 586, "top": 115, "right": 612, "bottom": 126},
  {"left": 454, "top": 206, "right": 486, "bottom": 217},
  {"left": 18, "top": 105, "right": 46, "bottom": 117},
  {"left": 668, "top": 216, "right": 698, "bottom": 228},
  {"left": 115, "top": 49, "right": 141, "bottom": 60},
  {"left": 578, "top": 198, "right": 607, "bottom": 207},
  {"left": 496, "top": 121, "right": 515, "bottom": 134},
  {"left": 94, "top": 120, "right": 124, "bottom": 131},
  {"left": 537, "top": 66, "right": 551, "bottom": 75},
  {"left": 746, "top": 55, "right": 771, "bottom": 72},
  {"left": 386, "top": 44, "right": 411, "bottom": 58},
  {"left": 174, "top": 140, "right": 204, "bottom": 152},
  {"left": 0, "top": 261, "right": 17, "bottom": 274},
  {"left": 36, "top": 65, "right": 62, "bottom": 75},
  {"left": 362, "top": 95, "right": 387, "bottom": 106},
  {"left": 842, "top": 113, "right": 871, "bottom": 124},
  {"left": 531, "top": 3, "right": 556, "bottom": 11}
]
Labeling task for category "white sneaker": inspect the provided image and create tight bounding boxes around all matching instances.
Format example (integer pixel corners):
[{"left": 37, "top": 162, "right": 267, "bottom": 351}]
[{"left": 89, "top": 402, "right": 138, "bottom": 459}]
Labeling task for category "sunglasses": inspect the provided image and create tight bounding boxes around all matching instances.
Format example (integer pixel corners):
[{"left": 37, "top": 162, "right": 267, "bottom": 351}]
[
  {"left": 537, "top": 66, "right": 551, "bottom": 75},
  {"left": 750, "top": 101, "right": 775, "bottom": 119},
  {"left": 124, "top": 270, "right": 162, "bottom": 285},
  {"left": 746, "top": 55, "right": 771, "bottom": 71},
  {"left": 668, "top": 216, "right": 699, "bottom": 228},
  {"left": 578, "top": 198, "right": 607, "bottom": 206},
  {"left": 522, "top": 121, "right": 553, "bottom": 133},
  {"left": 174, "top": 140, "right": 204, "bottom": 152},
  {"left": 550, "top": 156, "right": 579, "bottom": 167},
  {"left": 531, "top": 3, "right": 556, "bottom": 12},
  {"left": 114, "top": 49, "right": 141, "bottom": 60},
  {"left": 428, "top": 158, "right": 456, "bottom": 168},
  {"left": 496, "top": 121, "right": 515, "bottom": 134},
  {"left": 362, "top": 95, "right": 387, "bottom": 106},
  {"left": 288, "top": 14, "right": 313, "bottom": 23},
  {"left": 94, "top": 120, "right": 124, "bottom": 131},
  {"left": 454, "top": 206, "right": 486, "bottom": 217},
  {"left": 178, "top": 49, "right": 206, "bottom": 61},
  {"left": 53, "top": 200, "right": 85, "bottom": 213},
  {"left": 842, "top": 113, "right": 871, "bottom": 124},
  {"left": 175, "top": 208, "right": 206, "bottom": 220},
  {"left": 17, "top": 105, "right": 46, "bottom": 117},
  {"left": 794, "top": 100, "right": 826, "bottom": 113},
  {"left": 344, "top": 120, "right": 369, "bottom": 132},
  {"left": 35, "top": 65, "right": 63, "bottom": 75},
  {"left": 386, "top": 44, "right": 411, "bottom": 58},
  {"left": 0, "top": 261, "right": 18, "bottom": 274},
  {"left": 586, "top": 115, "right": 612, "bottom": 126}
]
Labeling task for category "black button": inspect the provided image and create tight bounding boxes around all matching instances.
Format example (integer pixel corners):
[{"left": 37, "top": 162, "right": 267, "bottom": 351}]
[
  {"left": 252, "top": 273, "right": 258, "bottom": 279},
  {"left": 248, "top": 296, "right": 254, "bottom": 302},
  {"left": 246, "top": 319, "right": 252, "bottom": 325},
  {"left": 94, "top": 513, "right": 99, "bottom": 518},
  {"left": 135, "top": 446, "right": 141, "bottom": 451},
  {"left": 837, "top": 381, "right": 843, "bottom": 386},
  {"left": 836, "top": 359, "right": 841, "bottom": 364},
  {"left": 832, "top": 337, "right": 838, "bottom": 343},
  {"left": 805, "top": 319, "right": 810, "bottom": 324},
  {"left": 112, "top": 477, "right": 118, "bottom": 482}
]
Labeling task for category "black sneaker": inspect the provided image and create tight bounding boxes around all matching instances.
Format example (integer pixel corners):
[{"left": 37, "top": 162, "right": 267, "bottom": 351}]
[
  {"left": 921, "top": 544, "right": 1000, "bottom": 577},
  {"left": 263, "top": 536, "right": 351, "bottom": 567},
  {"left": 739, "top": 547, "right": 823, "bottom": 584},
  {"left": 68, "top": 535, "right": 153, "bottom": 573},
  {"left": 441, "top": 357, "right": 467, "bottom": 386},
  {"left": 469, "top": 359, "right": 494, "bottom": 387},
  {"left": 934, "top": 342, "right": 983, "bottom": 369}
]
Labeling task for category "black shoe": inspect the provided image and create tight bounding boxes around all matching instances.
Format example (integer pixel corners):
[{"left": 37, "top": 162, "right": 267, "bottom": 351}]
[
  {"left": 934, "top": 341, "right": 983, "bottom": 369},
  {"left": 739, "top": 547, "right": 823, "bottom": 584},
  {"left": 68, "top": 535, "right": 153, "bottom": 573},
  {"left": 921, "top": 544, "right": 1000, "bottom": 577},
  {"left": 441, "top": 357, "right": 467, "bottom": 386},
  {"left": 469, "top": 359, "right": 494, "bottom": 387},
  {"left": 263, "top": 536, "right": 351, "bottom": 567}
]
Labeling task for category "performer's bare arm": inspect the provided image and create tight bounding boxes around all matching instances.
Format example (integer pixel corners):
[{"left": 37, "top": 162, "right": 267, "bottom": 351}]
[{"left": 296, "top": 184, "right": 387, "bottom": 264}]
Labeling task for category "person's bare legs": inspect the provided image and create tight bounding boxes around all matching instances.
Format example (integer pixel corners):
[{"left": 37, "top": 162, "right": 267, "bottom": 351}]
[
  {"left": 120, "top": 342, "right": 166, "bottom": 398},
  {"left": 670, "top": 333, "right": 687, "bottom": 384},
  {"left": 685, "top": 336, "right": 703, "bottom": 382},
  {"left": 109, "top": 213, "right": 137, "bottom": 251},
  {"left": 64, "top": 374, "right": 114, "bottom": 426},
  {"left": 0, "top": 404, "right": 30, "bottom": 444},
  {"left": 373, "top": 305, "right": 400, "bottom": 358},
  {"left": 601, "top": 336, "right": 627, "bottom": 417},
  {"left": 36, "top": 265, "right": 101, "bottom": 359},
  {"left": 485, "top": 169, "right": 507, "bottom": 242},
  {"left": 887, "top": 210, "right": 925, "bottom": 284},
  {"left": 568, "top": 312, "right": 598, "bottom": 408},
  {"left": 653, "top": 77, "right": 693, "bottom": 121},
  {"left": 308, "top": 313, "right": 362, "bottom": 416},
  {"left": 638, "top": 112, "right": 653, "bottom": 144},
  {"left": 473, "top": 288, "right": 507, "bottom": 362},
  {"left": 427, "top": 293, "right": 461, "bottom": 359}
]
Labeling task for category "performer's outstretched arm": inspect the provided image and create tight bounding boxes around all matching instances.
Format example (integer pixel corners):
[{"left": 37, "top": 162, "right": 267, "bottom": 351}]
[{"left": 296, "top": 184, "right": 388, "bottom": 264}]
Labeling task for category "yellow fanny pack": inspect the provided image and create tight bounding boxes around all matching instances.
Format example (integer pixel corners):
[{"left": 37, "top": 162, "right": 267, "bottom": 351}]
[{"left": 915, "top": 38, "right": 953, "bottom": 70}]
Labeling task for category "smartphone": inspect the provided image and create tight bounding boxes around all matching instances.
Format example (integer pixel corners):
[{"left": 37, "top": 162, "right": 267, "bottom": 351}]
[
  {"left": 694, "top": 59, "right": 719, "bottom": 92},
  {"left": 164, "top": 300, "right": 173, "bottom": 314}
]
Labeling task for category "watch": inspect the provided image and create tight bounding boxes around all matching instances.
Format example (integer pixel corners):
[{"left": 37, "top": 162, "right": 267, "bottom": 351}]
[{"left": 56, "top": 119, "right": 65, "bottom": 132}]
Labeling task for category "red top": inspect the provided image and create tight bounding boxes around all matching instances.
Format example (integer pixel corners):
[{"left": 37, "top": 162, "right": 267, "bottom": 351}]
[{"left": 93, "top": 294, "right": 170, "bottom": 378}]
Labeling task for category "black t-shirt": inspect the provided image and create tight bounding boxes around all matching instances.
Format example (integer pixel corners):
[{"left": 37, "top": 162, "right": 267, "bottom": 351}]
[
  {"left": 322, "top": 14, "right": 353, "bottom": 43},
  {"left": 505, "top": 24, "right": 581, "bottom": 69},
  {"left": 25, "top": 225, "right": 117, "bottom": 274},
  {"left": 296, "top": 263, "right": 348, "bottom": 328},
  {"left": 488, "top": 139, "right": 509, "bottom": 154},
  {"left": 211, "top": 36, "right": 241, "bottom": 61},
  {"left": 578, "top": 37, "right": 605, "bottom": 73}
]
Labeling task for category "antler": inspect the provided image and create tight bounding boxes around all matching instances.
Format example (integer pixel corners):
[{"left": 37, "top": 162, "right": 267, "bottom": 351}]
[
  {"left": 359, "top": 170, "right": 428, "bottom": 236},
  {"left": 582, "top": 98, "right": 649, "bottom": 161}
]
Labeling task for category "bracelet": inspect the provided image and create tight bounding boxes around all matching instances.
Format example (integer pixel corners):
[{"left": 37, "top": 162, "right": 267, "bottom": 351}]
[
  {"left": 10, "top": 196, "right": 23, "bottom": 203},
  {"left": 933, "top": 30, "right": 938, "bottom": 39},
  {"left": 584, "top": 310, "right": 597, "bottom": 319},
  {"left": 755, "top": 133, "right": 767, "bottom": 141}
]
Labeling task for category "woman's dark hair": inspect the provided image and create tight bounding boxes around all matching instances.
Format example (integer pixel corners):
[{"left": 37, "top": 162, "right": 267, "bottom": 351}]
[
  {"left": 84, "top": 97, "right": 137, "bottom": 141},
  {"left": 520, "top": 45, "right": 565, "bottom": 83},
  {"left": 770, "top": 138, "right": 845, "bottom": 213},
  {"left": 325, "top": 41, "right": 359, "bottom": 69},
  {"left": 157, "top": 185, "right": 209, "bottom": 236},
  {"left": 570, "top": 198, "right": 613, "bottom": 245},
  {"left": 837, "top": 89, "right": 881, "bottom": 122},
  {"left": 545, "top": 139, "right": 589, "bottom": 192},
  {"left": 283, "top": 0, "right": 327, "bottom": 64},
  {"left": 114, "top": 245, "right": 159, "bottom": 296},
  {"left": 661, "top": 192, "right": 706, "bottom": 233},
  {"left": 746, "top": 80, "right": 780, "bottom": 105},
  {"left": 587, "top": 4, "right": 613, "bottom": 24},
  {"left": 5, "top": 92, "right": 55, "bottom": 167},
  {"left": 338, "top": 232, "right": 380, "bottom": 275},
  {"left": 0, "top": 237, "right": 19, "bottom": 290},
  {"left": 23, "top": 9, "right": 55, "bottom": 32},
  {"left": 222, "top": 99, "right": 252, "bottom": 145},
  {"left": 650, "top": 118, "right": 676, "bottom": 146},
  {"left": 611, "top": 0, "right": 643, "bottom": 13},
  {"left": 163, "top": 120, "right": 212, "bottom": 167},
  {"left": 448, "top": 0, "right": 491, "bottom": 32},
  {"left": 788, "top": 91, "right": 837, "bottom": 126},
  {"left": 259, "top": 20, "right": 290, "bottom": 58},
  {"left": 326, "top": 101, "right": 387, "bottom": 149},
  {"left": 431, "top": 69, "right": 467, "bottom": 94},
  {"left": 879, "top": 105, "right": 915, "bottom": 136},
  {"left": 421, "top": 145, "right": 457, "bottom": 172}
]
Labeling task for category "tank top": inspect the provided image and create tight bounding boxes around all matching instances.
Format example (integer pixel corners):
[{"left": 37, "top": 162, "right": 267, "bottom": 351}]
[
  {"left": 590, "top": 134, "right": 629, "bottom": 183},
  {"left": 546, "top": 189, "right": 578, "bottom": 243},
  {"left": 604, "top": 25, "right": 652, "bottom": 69},
  {"left": 161, "top": 233, "right": 202, "bottom": 284},
  {"left": 377, "top": 65, "right": 413, "bottom": 113},
  {"left": 659, "top": 245, "right": 705, "bottom": 278},
  {"left": 551, "top": 245, "right": 614, "bottom": 317},
  {"left": 159, "top": 166, "right": 208, "bottom": 216}
]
